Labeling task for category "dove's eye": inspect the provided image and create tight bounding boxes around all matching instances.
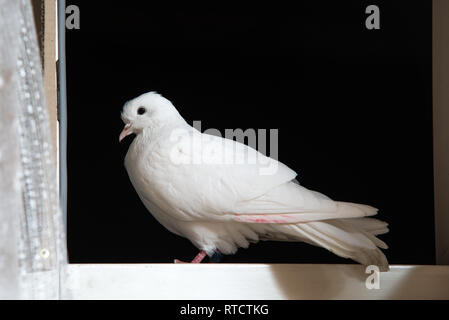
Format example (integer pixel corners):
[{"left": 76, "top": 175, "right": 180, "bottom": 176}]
[{"left": 137, "top": 107, "right": 146, "bottom": 115}]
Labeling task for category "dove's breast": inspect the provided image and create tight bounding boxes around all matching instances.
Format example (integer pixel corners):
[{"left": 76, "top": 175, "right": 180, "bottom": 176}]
[{"left": 124, "top": 137, "right": 187, "bottom": 234}]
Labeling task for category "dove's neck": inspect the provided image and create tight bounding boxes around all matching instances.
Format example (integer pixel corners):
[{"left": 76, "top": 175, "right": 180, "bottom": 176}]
[{"left": 136, "top": 113, "right": 190, "bottom": 149}]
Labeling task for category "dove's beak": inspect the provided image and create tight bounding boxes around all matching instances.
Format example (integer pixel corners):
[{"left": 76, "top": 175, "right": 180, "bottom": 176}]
[{"left": 119, "top": 123, "right": 133, "bottom": 142}]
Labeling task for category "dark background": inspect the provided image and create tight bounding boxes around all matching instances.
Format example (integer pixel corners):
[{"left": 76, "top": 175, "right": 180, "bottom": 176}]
[{"left": 65, "top": 1, "right": 434, "bottom": 264}]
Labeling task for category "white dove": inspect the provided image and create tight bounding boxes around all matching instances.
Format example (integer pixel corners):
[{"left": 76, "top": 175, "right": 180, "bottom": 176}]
[{"left": 119, "top": 92, "right": 389, "bottom": 270}]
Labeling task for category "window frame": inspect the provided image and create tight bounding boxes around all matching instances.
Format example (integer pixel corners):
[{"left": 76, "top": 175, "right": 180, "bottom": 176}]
[{"left": 50, "top": 0, "right": 449, "bottom": 299}]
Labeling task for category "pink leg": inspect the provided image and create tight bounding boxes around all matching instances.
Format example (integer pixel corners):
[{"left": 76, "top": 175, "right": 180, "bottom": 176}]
[{"left": 174, "top": 250, "right": 207, "bottom": 264}]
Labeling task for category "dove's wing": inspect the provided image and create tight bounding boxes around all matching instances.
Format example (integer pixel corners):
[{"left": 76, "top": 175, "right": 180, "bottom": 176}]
[
  {"left": 140, "top": 128, "right": 377, "bottom": 223},
  {"left": 231, "top": 181, "right": 378, "bottom": 223}
]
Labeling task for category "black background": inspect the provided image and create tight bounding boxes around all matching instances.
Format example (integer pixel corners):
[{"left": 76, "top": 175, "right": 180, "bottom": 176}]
[{"left": 66, "top": 1, "right": 434, "bottom": 264}]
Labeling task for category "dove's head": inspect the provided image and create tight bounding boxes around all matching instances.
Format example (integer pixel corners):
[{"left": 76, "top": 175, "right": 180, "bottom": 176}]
[{"left": 119, "top": 92, "right": 182, "bottom": 142}]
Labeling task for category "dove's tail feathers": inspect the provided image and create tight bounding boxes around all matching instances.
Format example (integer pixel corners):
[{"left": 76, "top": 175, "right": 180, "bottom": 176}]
[
  {"left": 257, "top": 217, "right": 389, "bottom": 271},
  {"left": 233, "top": 201, "right": 378, "bottom": 225},
  {"left": 343, "top": 217, "right": 389, "bottom": 236}
]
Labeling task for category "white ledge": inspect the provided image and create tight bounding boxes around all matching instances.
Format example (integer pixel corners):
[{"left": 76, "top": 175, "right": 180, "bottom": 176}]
[{"left": 64, "top": 264, "right": 449, "bottom": 300}]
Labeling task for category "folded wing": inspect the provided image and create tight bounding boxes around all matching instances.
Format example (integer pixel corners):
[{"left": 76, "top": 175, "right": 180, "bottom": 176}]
[{"left": 230, "top": 181, "right": 378, "bottom": 224}]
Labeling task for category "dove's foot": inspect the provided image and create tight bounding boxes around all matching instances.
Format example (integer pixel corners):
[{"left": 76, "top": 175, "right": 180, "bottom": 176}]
[
  {"left": 174, "top": 250, "right": 207, "bottom": 264},
  {"left": 209, "top": 251, "right": 223, "bottom": 263}
]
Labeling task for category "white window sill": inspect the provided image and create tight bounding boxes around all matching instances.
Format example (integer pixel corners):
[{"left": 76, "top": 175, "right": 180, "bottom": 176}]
[{"left": 64, "top": 264, "right": 449, "bottom": 300}]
